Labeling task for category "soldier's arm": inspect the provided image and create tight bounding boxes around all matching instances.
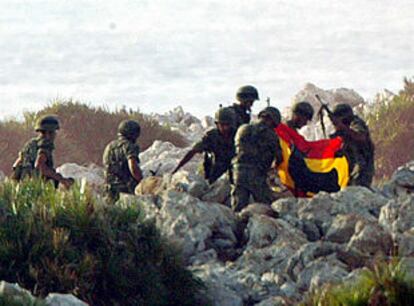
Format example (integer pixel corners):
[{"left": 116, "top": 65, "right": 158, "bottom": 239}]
[
  {"left": 172, "top": 134, "right": 210, "bottom": 174},
  {"left": 128, "top": 157, "right": 143, "bottom": 184},
  {"left": 172, "top": 148, "right": 200, "bottom": 174},
  {"left": 35, "top": 152, "right": 72, "bottom": 187},
  {"left": 340, "top": 121, "right": 368, "bottom": 143}
]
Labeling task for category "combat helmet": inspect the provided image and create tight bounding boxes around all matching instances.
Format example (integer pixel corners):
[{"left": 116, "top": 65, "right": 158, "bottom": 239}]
[
  {"left": 332, "top": 104, "right": 354, "bottom": 119},
  {"left": 215, "top": 107, "right": 236, "bottom": 127},
  {"left": 258, "top": 106, "right": 281, "bottom": 126},
  {"left": 35, "top": 115, "right": 60, "bottom": 132},
  {"left": 236, "top": 85, "right": 260, "bottom": 102},
  {"left": 118, "top": 120, "right": 141, "bottom": 139},
  {"left": 292, "top": 101, "right": 314, "bottom": 121}
]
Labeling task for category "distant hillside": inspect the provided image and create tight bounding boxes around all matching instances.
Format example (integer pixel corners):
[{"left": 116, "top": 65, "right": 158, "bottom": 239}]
[
  {"left": 365, "top": 78, "right": 414, "bottom": 180},
  {"left": 0, "top": 101, "right": 187, "bottom": 175}
]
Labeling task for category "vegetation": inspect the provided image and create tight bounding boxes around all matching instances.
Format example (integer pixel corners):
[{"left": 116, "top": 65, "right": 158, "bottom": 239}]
[
  {"left": 0, "top": 179, "right": 208, "bottom": 306},
  {"left": 365, "top": 78, "right": 414, "bottom": 180},
  {"left": 0, "top": 100, "right": 187, "bottom": 175},
  {"left": 301, "top": 259, "right": 414, "bottom": 306}
]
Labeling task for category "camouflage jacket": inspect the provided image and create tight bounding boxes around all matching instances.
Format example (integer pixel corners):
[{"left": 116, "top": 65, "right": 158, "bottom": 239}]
[
  {"left": 13, "top": 136, "right": 55, "bottom": 181},
  {"left": 229, "top": 103, "right": 251, "bottom": 129},
  {"left": 103, "top": 135, "right": 140, "bottom": 193},
  {"left": 233, "top": 121, "right": 283, "bottom": 178},
  {"left": 331, "top": 115, "right": 375, "bottom": 186},
  {"left": 193, "top": 128, "right": 236, "bottom": 183}
]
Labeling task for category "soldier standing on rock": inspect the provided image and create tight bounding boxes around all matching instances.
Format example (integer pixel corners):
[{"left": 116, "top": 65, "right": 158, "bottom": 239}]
[
  {"left": 231, "top": 107, "right": 284, "bottom": 212},
  {"left": 12, "top": 115, "right": 74, "bottom": 188},
  {"left": 172, "top": 107, "right": 237, "bottom": 184},
  {"left": 286, "top": 101, "right": 315, "bottom": 131},
  {"left": 329, "top": 104, "right": 375, "bottom": 187},
  {"left": 103, "top": 120, "right": 143, "bottom": 202},
  {"left": 229, "top": 85, "right": 260, "bottom": 129}
]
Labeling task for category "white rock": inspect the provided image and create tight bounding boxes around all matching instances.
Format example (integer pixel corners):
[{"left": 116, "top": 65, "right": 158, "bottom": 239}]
[
  {"left": 347, "top": 220, "right": 393, "bottom": 256},
  {"left": 56, "top": 163, "right": 104, "bottom": 186},
  {"left": 379, "top": 196, "right": 414, "bottom": 233},
  {"left": 0, "top": 281, "right": 34, "bottom": 302},
  {"left": 45, "top": 293, "right": 88, "bottom": 306}
]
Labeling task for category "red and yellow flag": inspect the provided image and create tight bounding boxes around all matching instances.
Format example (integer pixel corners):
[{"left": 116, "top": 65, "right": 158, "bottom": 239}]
[{"left": 275, "top": 123, "right": 349, "bottom": 197}]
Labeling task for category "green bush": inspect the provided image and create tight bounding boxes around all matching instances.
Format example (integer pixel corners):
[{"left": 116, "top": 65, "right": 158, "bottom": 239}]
[
  {"left": 301, "top": 259, "right": 414, "bottom": 306},
  {"left": 0, "top": 100, "right": 187, "bottom": 175},
  {"left": 365, "top": 78, "right": 414, "bottom": 181},
  {"left": 0, "top": 179, "right": 208, "bottom": 306}
]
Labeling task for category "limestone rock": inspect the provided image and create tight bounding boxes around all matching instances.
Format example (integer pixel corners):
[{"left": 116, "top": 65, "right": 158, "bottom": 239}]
[
  {"left": 56, "top": 163, "right": 104, "bottom": 187},
  {"left": 382, "top": 161, "right": 414, "bottom": 197},
  {"left": 45, "top": 293, "right": 88, "bottom": 306},
  {"left": 201, "top": 177, "right": 231, "bottom": 204},
  {"left": 325, "top": 213, "right": 375, "bottom": 244},
  {"left": 397, "top": 229, "right": 414, "bottom": 257},
  {"left": 379, "top": 196, "right": 414, "bottom": 233},
  {"left": 0, "top": 281, "right": 34, "bottom": 303},
  {"left": 347, "top": 221, "right": 393, "bottom": 256}
]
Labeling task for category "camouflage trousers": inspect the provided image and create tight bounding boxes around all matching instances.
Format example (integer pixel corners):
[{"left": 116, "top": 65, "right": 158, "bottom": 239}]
[
  {"left": 349, "top": 164, "right": 374, "bottom": 188},
  {"left": 105, "top": 182, "right": 135, "bottom": 204},
  {"left": 231, "top": 166, "right": 275, "bottom": 212}
]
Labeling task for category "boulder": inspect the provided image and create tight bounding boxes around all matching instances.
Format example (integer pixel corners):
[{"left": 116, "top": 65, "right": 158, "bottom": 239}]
[
  {"left": 201, "top": 177, "right": 231, "bottom": 204},
  {"left": 255, "top": 296, "right": 290, "bottom": 306},
  {"left": 325, "top": 213, "right": 375, "bottom": 244},
  {"left": 382, "top": 161, "right": 414, "bottom": 197},
  {"left": 239, "top": 203, "right": 279, "bottom": 222},
  {"left": 0, "top": 281, "right": 34, "bottom": 303},
  {"left": 347, "top": 221, "right": 393, "bottom": 256},
  {"left": 379, "top": 196, "right": 414, "bottom": 233},
  {"left": 45, "top": 293, "right": 88, "bottom": 306},
  {"left": 397, "top": 229, "right": 414, "bottom": 257},
  {"left": 56, "top": 163, "right": 104, "bottom": 187},
  {"left": 156, "top": 190, "right": 238, "bottom": 263}
]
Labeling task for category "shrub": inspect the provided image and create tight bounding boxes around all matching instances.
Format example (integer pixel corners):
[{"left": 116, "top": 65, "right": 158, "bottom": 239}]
[
  {"left": 0, "top": 100, "right": 187, "bottom": 175},
  {"left": 301, "top": 258, "right": 414, "bottom": 306},
  {"left": 365, "top": 78, "right": 414, "bottom": 181},
  {"left": 0, "top": 179, "right": 208, "bottom": 306}
]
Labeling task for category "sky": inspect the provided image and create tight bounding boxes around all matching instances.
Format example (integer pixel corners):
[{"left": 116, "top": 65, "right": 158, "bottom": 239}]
[{"left": 0, "top": 0, "right": 413, "bottom": 118}]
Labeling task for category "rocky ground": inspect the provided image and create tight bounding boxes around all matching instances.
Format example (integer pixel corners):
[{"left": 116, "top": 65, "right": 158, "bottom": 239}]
[{"left": 5, "top": 84, "right": 413, "bottom": 306}]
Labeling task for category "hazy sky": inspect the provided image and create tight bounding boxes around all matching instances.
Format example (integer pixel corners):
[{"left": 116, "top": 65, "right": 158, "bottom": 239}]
[{"left": 0, "top": 0, "right": 413, "bottom": 118}]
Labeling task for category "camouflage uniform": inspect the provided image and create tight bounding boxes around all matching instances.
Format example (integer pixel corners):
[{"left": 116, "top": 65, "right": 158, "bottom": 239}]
[
  {"left": 231, "top": 121, "right": 283, "bottom": 212},
  {"left": 331, "top": 115, "right": 375, "bottom": 187},
  {"left": 13, "top": 136, "right": 56, "bottom": 183},
  {"left": 193, "top": 128, "right": 236, "bottom": 184},
  {"left": 229, "top": 103, "right": 251, "bottom": 128},
  {"left": 103, "top": 135, "right": 141, "bottom": 202}
]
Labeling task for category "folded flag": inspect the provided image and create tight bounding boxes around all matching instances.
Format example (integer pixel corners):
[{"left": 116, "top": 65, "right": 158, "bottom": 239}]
[{"left": 275, "top": 123, "right": 349, "bottom": 197}]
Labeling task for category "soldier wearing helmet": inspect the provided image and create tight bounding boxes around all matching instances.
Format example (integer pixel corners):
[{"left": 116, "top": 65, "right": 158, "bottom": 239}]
[
  {"left": 330, "top": 103, "right": 375, "bottom": 187},
  {"left": 229, "top": 85, "right": 260, "bottom": 129},
  {"left": 231, "top": 106, "right": 283, "bottom": 212},
  {"left": 12, "top": 115, "right": 74, "bottom": 188},
  {"left": 103, "top": 120, "right": 143, "bottom": 202},
  {"left": 287, "top": 101, "right": 315, "bottom": 130},
  {"left": 172, "top": 107, "right": 237, "bottom": 184}
]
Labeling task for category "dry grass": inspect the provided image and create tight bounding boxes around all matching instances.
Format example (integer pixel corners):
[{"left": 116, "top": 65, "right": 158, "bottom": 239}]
[{"left": 0, "top": 100, "right": 187, "bottom": 175}]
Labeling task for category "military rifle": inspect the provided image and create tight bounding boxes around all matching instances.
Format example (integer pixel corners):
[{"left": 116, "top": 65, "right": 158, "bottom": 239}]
[
  {"left": 149, "top": 163, "right": 162, "bottom": 176},
  {"left": 315, "top": 94, "right": 333, "bottom": 138}
]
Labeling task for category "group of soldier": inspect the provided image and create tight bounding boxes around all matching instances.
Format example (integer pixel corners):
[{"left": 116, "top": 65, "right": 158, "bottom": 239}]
[{"left": 12, "top": 85, "right": 375, "bottom": 212}]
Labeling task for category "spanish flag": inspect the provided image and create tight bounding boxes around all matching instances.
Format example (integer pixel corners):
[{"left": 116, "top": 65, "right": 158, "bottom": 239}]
[{"left": 275, "top": 123, "right": 349, "bottom": 197}]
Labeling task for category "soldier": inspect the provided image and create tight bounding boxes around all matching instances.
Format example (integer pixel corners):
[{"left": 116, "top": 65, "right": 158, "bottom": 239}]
[
  {"left": 231, "top": 106, "right": 283, "bottom": 212},
  {"left": 103, "top": 120, "right": 143, "bottom": 202},
  {"left": 330, "top": 104, "right": 375, "bottom": 187},
  {"left": 12, "top": 115, "right": 74, "bottom": 188},
  {"left": 286, "top": 101, "right": 314, "bottom": 130},
  {"left": 229, "top": 85, "right": 260, "bottom": 128},
  {"left": 172, "top": 107, "right": 237, "bottom": 184}
]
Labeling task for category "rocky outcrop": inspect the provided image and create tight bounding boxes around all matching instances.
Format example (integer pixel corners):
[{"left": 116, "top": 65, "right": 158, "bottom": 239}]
[{"left": 0, "top": 281, "right": 87, "bottom": 305}]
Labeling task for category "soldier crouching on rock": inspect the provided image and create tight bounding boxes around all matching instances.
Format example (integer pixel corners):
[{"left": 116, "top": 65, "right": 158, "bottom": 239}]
[
  {"left": 103, "top": 120, "right": 143, "bottom": 203},
  {"left": 172, "top": 107, "right": 237, "bottom": 184},
  {"left": 231, "top": 107, "right": 283, "bottom": 212},
  {"left": 12, "top": 115, "right": 74, "bottom": 189},
  {"left": 329, "top": 104, "right": 375, "bottom": 187}
]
